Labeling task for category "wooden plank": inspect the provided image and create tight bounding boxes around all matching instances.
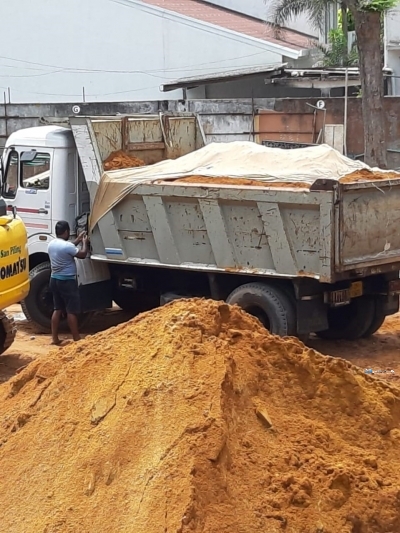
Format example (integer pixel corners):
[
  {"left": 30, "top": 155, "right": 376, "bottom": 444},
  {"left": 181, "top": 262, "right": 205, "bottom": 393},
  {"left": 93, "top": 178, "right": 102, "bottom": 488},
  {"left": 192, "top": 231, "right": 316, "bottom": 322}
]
[
  {"left": 198, "top": 199, "right": 237, "bottom": 268},
  {"left": 257, "top": 202, "right": 297, "bottom": 275},
  {"left": 324, "top": 124, "right": 344, "bottom": 153},
  {"left": 142, "top": 196, "right": 180, "bottom": 265}
]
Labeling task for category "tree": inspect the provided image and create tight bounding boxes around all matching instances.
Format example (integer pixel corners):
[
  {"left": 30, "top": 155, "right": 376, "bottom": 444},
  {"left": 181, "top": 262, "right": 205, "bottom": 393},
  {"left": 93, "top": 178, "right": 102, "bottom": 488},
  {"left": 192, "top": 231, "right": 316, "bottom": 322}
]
[
  {"left": 271, "top": 0, "right": 398, "bottom": 168},
  {"left": 318, "top": 28, "right": 358, "bottom": 67}
]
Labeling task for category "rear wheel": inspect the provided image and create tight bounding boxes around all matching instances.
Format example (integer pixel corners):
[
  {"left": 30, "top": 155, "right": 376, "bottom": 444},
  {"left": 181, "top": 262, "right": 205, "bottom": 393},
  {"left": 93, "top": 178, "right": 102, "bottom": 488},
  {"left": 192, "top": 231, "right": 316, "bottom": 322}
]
[
  {"left": 316, "top": 295, "right": 375, "bottom": 340},
  {"left": 21, "top": 262, "right": 93, "bottom": 333},
  {"left": 362, "top": 296, "right": 386, "bottom": 338},
  {"left": 226, "top": 282, "right": 296, "bottom": 337},
  {"left": 0, "top": 312, "right": 16, "bottom": 355}
]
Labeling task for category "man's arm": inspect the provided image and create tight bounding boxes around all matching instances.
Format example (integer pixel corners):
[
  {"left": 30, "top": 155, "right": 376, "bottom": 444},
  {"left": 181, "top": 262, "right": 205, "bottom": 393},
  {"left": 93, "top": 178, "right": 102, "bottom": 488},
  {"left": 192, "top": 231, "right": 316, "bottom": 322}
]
[
  {"left": 73, "top": 232, "right": 86, "bottom": 246},
  {"left": 75, "top": 236, "right": 89, "bottom": 259}
]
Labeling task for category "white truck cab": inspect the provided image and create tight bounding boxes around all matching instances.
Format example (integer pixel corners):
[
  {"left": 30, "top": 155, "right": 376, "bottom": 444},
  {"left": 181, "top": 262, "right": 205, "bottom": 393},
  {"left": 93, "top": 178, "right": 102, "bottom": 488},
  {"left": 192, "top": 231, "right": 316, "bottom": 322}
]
[{"left": 0, "top": 126, "right": 111, "bottom": 331}]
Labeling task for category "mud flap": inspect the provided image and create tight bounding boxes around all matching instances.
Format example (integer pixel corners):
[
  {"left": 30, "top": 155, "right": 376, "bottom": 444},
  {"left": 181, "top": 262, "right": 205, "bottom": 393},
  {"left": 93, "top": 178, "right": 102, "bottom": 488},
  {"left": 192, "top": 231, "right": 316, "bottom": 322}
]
[{"left": 296, "top": 298, "right": 328, "bottom": 335}]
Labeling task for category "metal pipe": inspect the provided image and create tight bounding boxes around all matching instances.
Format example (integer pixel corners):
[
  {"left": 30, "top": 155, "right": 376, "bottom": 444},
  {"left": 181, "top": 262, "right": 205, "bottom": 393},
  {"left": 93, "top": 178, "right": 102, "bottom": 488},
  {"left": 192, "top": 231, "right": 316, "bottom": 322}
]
[{"left": 344, "top": 68, "right": 348, "bottom": 156}]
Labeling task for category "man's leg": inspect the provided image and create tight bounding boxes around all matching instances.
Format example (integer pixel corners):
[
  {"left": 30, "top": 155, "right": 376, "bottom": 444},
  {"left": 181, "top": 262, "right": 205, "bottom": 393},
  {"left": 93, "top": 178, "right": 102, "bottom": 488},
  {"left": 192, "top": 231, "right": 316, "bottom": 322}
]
[
  {"left": 63, "top": 279, "right": 82, "bottom": 342},
  {"left": 50, "top": 278, "right": 65, "bottom": 345},
  {"left": 51, "top": 310, "right": 63, "bottom": 345},
  {"left": 67, "top": 313, "right": 80, "bottom": 342}
]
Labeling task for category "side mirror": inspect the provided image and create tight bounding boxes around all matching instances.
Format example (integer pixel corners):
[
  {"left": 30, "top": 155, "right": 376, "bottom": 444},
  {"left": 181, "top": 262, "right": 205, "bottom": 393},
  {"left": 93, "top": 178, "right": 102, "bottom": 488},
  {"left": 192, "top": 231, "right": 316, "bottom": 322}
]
[
  {"left": 20, "top": 151, "right": 37, "bottom": 163},
  {"left": 0, "top": 199, "right": 6, "bottom": 216},
  {"left": 0, "top": 155, "right": 4, "bottom": 197}
]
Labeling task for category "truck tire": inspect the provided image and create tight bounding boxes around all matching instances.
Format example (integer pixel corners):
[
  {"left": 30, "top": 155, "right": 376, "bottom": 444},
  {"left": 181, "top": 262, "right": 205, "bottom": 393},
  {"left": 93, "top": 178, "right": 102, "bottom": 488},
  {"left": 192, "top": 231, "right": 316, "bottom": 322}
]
[
  {"left": 21, "top": 262, "right": 93, "bottom": 334},
  {"left": 0, "top": 312, "right": 16, "bottom": 355},
  {"left": 113, "top": 289, "right": 159, "bottom": 314},
  {"left": 225, "top": 282, "right": 297, "bottom": 337},
  {"left": 316, "top": 295, "right": 375, "bottom": 340},
  {"left": 362, "top": 296, "right": 386, "bottom": 338}
]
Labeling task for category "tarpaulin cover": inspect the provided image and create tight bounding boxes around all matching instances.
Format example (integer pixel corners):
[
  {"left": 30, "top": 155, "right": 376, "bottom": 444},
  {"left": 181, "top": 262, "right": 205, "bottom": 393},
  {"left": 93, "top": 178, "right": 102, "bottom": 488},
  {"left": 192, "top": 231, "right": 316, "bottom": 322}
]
[{"left": 89, "top": 141, "right": 374, "bottom": 231}]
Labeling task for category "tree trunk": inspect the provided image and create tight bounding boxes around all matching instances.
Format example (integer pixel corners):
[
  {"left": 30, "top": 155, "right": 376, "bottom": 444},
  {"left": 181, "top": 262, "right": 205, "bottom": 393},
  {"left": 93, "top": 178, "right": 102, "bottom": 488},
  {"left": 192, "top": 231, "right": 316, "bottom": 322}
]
[
  {"left": 341, "top": 4, "right": 348, "bottom": 51},
  {"left": 352, "top": 9, "right": 387, "bottom": 168}
]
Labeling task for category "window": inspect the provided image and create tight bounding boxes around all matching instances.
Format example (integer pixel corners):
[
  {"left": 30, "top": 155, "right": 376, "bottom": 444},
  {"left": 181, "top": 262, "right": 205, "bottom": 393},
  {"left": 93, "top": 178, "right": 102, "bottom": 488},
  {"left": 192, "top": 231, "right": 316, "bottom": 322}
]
[
  {"left": 21, "top": 152, "right": 51, "bottom": 190},
  {"left": 2, "top": 151, "right": 19, "bottom": 199}
]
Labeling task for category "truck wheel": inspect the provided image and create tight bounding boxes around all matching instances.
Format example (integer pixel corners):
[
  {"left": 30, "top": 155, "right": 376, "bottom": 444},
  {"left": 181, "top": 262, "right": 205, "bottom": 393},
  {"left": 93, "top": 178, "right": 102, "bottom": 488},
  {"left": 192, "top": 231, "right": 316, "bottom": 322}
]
[
  {"left": 225, "top": 282, "right": 297, "bottom": 337},
  {"left": 113, "top": 289, "right": 159, "bottom": 314},
  {"left": 362, "top": 297, "right": 386, "bottom": 338},
  {"left": 316, "top": 295, "right": 375, "bottom": 340},
  {"left": 21, "top": 262, "right": 93, "bottom": 333},
  {"left": 0, "top": 312, "right": 16, "bottom": 355}
]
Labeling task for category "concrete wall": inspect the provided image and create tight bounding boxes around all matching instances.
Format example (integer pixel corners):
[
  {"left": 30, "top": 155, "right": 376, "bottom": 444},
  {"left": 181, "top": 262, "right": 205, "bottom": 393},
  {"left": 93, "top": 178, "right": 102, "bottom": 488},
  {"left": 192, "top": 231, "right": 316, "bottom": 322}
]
[
  {"left": 1, "top": 98, "right": 400, "bottom": 168},
  {"left": 0, "top": 0, "right": 296, "bottom": 104},
  {"left": 385, "top": 7, "right": 400, "bottom": 96},
  {"left": 204, "top": 0, "right": 319, "bottom": 38}
]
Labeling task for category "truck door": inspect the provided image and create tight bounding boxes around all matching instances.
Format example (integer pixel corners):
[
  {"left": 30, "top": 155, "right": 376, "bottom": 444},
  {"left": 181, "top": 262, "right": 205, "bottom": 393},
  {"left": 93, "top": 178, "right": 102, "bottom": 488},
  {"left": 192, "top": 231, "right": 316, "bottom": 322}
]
[{"left": 2, "top": 149, "right": 52, "bottom": 236}]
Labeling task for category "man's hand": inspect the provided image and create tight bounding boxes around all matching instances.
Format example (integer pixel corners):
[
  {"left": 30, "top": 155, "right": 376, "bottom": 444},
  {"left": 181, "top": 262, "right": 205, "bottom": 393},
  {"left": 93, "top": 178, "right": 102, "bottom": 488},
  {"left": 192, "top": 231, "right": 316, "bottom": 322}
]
[
  {"left": 75, "top": 233, "right": 89, "bottom": 259},
  {"left": 74, "top": 231, "right": 87, "bottom": 246}
]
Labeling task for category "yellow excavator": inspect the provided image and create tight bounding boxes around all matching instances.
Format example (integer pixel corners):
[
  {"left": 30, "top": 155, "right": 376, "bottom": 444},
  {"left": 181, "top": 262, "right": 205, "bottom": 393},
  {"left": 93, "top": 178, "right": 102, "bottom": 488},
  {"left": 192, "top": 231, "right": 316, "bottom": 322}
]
[{"left": 0, "top": 198, "right": 30, "bottom": 355}]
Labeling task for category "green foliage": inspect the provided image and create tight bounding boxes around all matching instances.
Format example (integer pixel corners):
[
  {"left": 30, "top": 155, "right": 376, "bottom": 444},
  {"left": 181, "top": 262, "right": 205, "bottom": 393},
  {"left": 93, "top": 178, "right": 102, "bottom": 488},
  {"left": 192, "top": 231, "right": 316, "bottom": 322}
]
[
  {"left": 338, "top": 6, "right": 355, "bottom": 31},
  {"left": 271, "top": 0, "right": 399, "bottom": 31},
  {"left": 271, "top": 0, "right": 328, "bottom": 31},
  {"left": 319, "top": 28, "right": 358, "bottom": 67},
  {"left": 358, "top": 0, "right": 398, "bottom": 12}
]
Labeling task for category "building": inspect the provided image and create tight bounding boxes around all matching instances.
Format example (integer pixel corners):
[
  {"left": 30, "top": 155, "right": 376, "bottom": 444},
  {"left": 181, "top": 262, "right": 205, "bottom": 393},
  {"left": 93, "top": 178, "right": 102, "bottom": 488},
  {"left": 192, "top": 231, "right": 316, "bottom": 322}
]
[
  {"left": 0, "top": 0, "right": 320, "bottom": 103},
  {"left": 160, "top": 66, "right": 394, "bottom": 99},
  {"left": 385, "top": 6, "right": 400, "bottom": 95}
]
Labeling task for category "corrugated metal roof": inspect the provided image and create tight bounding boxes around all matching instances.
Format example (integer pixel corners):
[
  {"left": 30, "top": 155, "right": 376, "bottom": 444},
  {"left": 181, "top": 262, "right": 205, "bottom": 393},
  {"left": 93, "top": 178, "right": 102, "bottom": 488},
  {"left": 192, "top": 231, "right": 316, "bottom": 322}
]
[
  {"left": 140, "top": 0, "right": 314, "bottom": 52},
  {"left": 160, "top": 64, "right": 287, "bottom": 91},
  {"left": 161, "top": 65, "right": 394, "bottom": 92}
]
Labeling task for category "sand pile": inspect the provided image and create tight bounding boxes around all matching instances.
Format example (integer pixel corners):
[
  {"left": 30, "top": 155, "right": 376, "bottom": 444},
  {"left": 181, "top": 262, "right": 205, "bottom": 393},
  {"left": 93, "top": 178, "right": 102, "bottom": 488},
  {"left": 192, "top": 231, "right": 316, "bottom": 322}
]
[
  {"left": 1, "top": 299, "right": 400, "bottom": 533},
  {"left": 103, "top": 150, "right": 145, "bottom": 171},
  {"left": 174, "top": 175, "right": 310, "bottom": 189},
  {"left": 174, "top": 170, "right": 400, "bottom": 188},
  {"left": 340, "top": 169, "right": 400, "bottom": 183}
]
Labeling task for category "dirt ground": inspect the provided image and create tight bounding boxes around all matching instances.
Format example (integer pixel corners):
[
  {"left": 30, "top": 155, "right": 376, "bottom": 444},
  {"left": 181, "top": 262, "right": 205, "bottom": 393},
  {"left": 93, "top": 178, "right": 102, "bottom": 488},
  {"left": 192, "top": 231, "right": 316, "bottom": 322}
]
[{"left": 1, "top": 304, "right": 400, "bottom": 387}]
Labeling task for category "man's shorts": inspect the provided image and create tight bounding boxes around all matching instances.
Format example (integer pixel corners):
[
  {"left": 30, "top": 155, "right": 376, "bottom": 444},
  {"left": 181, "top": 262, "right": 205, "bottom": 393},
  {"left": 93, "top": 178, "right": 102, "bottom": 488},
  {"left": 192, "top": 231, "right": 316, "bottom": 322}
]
[{"left": 49, "top": 277, "right": 81, "bottom": 315}]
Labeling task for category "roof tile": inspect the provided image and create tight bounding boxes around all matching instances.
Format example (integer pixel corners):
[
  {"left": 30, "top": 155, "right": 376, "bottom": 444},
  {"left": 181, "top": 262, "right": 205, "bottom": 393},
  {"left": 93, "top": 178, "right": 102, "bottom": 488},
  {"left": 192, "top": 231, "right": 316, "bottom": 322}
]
[{"left": 140, "top": 0, "right": 314, "bottom": 51}]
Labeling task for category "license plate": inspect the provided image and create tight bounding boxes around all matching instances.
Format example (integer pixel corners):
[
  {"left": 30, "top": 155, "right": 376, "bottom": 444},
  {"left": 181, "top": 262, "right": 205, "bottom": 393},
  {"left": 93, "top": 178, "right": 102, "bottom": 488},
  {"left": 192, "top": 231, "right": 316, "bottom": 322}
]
[
  {"left": 328, "top": 288, "right": 351, "bottom": 306},
  {"left": 350, "top": 281, "right": 363, "bottom": 298}
]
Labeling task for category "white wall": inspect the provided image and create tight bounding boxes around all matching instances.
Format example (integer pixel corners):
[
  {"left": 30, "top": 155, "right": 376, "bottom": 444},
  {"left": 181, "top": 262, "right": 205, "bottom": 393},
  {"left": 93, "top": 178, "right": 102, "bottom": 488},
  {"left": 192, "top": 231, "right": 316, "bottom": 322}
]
[
  {"left": 384, "top": 7, "right": 400, "bottom": 95},
  {"left": 0, "top": 0, "right": 296, "bottom": 104},
  {"left": 204, "top": 0, "right": 319, "bottom": 38}
]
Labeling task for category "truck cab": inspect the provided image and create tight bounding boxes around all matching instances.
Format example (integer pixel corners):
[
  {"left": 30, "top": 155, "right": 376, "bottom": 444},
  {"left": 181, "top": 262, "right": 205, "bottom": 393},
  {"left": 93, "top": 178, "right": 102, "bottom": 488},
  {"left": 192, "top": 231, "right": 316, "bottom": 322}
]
[
  {"left": 0, "top": 126, "right": 111, "bottom": 331},
  {"left": 2, "top": 126, "right": 89, "bottom": 244}
]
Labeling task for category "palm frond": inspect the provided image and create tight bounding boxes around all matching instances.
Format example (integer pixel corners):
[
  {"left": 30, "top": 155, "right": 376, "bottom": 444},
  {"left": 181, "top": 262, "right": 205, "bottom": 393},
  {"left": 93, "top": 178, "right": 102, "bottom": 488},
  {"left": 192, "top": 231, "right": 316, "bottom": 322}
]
[{"left": 269, "top": 0, "right": 332, "bottom": 32}]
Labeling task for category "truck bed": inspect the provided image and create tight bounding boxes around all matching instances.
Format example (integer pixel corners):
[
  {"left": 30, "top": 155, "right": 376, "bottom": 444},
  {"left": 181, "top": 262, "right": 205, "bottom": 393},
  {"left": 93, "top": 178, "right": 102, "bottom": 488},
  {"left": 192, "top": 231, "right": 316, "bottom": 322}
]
[
  {"left": 71, "top": 115, "right": 400, "bottom": 284},
  {"left": 86, "top": 176, "right": 400, "bottom": 284}
]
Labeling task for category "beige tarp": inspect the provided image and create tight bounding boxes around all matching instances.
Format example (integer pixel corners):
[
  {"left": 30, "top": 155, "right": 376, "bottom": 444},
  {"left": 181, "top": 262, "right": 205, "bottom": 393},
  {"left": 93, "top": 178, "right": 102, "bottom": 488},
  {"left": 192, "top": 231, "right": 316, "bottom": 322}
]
[{"left": 90, "top": 141, "right": 373, "bottom": 231}]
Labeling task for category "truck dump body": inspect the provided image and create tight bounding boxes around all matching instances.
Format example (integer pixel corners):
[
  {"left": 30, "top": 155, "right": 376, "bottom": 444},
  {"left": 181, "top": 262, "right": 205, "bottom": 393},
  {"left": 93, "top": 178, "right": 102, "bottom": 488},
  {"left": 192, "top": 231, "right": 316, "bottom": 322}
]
[
  {"left": 91, "top": 182, "right": 332, "bottom": 279},
  {"left": 87, "top": 178, "right": 400, "bottom": 283},
  {"left": 71, "top": 118, "right": 400, "bottom": 284},
  {"left": 339, "top": 180, "right": 400, "bottom": 272}
]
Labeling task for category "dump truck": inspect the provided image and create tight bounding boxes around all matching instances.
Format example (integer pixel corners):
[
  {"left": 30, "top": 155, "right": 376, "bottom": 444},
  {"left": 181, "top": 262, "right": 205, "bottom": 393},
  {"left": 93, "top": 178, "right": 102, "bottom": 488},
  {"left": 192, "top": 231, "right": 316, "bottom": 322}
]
[
  {"left": 1, "top": 113, "right": 400, "bottom": 340},
  {"left": 0, "top": 199, "right": 30, "bottom": 354}
]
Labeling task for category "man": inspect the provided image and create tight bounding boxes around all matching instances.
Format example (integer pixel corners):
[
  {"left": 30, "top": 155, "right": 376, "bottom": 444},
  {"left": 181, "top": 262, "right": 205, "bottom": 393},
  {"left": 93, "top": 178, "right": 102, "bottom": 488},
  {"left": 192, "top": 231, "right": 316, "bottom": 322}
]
[{"left": 48, "top": 220, "right": 88, "bottom": 345}]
